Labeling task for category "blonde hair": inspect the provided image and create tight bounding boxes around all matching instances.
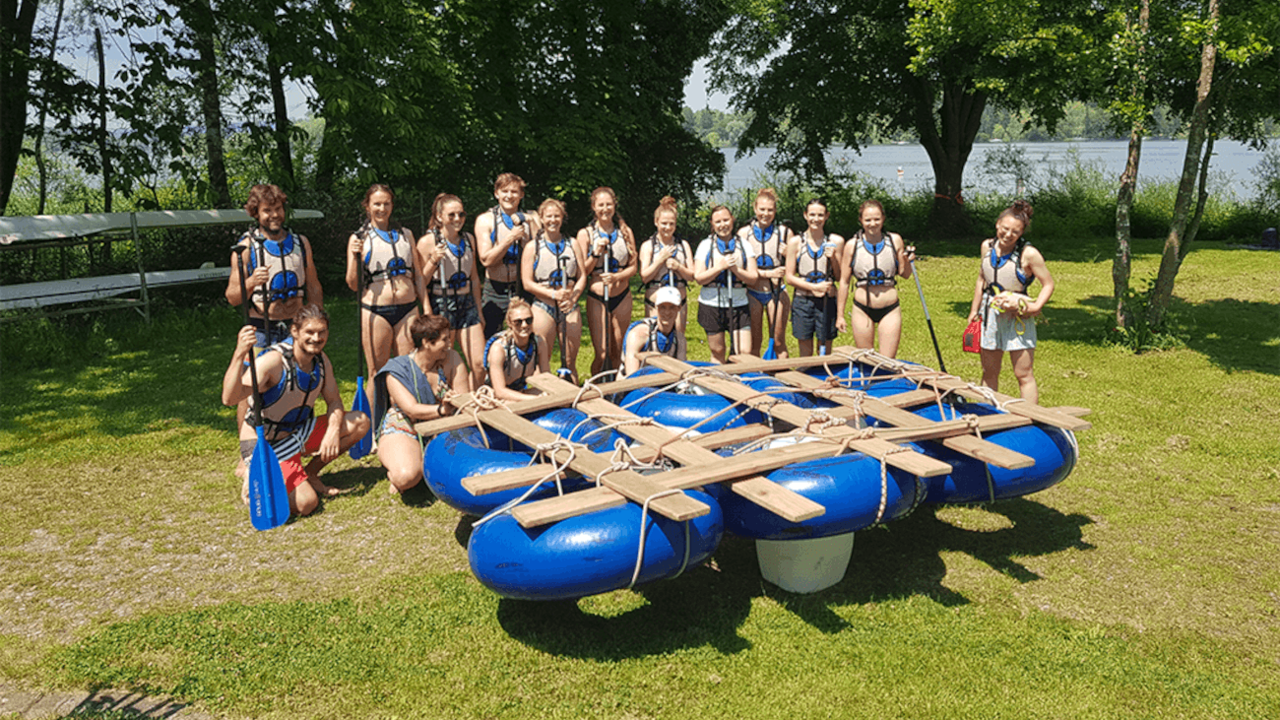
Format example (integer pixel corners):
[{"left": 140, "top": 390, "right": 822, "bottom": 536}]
[
  {"left": 755, "top": 188, "right": 779, "bottom": 205},
  {"left": 503, "top": 297, "right": 534, "bottom": 342},
  {"left": 538, "top": 197, "right": 566, "bottom": 220}
]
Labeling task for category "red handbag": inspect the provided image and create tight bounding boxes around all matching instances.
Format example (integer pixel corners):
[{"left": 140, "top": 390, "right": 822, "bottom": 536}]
[{"left": 962, "top": 318, "right": 982, "bottom": 354}]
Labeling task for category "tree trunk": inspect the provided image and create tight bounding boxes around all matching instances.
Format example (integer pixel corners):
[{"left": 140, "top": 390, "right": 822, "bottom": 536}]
[
  {"left": 96, "top": 28, "right": 112, "bottom": 213},
  {"left": 1147, "top": 0, "right": 1219, "bottom": 328},
  {"left": 190, "top": 0, "right": 232, "bottom": 208},
  {"left": 1183, "top": 133, "right": 1215, "bottom": 250},
  {"left": 1112, "top": 0, "right": 1150, "bottom": 330},
  {"left": 34, "top": 0, "right": 66, "bottom": 215},
  {"left": 911, "top": 79, "right": 986, "bottom": 238},
  {"left": 0, "top": 0, "right": 40, "bottom": 215},
  {"left": 267, "top": 50, "right": 294, "bottom": 189}
]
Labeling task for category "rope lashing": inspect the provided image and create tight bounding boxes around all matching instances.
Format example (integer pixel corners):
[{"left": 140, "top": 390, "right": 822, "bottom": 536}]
[
  {"left": 454, "top": 385, "right": 510, "bottom": 449},
  {"left": 628, "top": 488, "right": 691, "bottom": 589},
  {"left": 472, "top": 438, "right": 582, "bottom": 529}
]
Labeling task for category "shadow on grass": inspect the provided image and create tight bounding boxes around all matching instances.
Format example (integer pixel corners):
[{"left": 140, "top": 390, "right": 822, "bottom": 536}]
[
  {"left": 1077, "top": 294, "right": 1280, "bottom": 375},
  {"left": 498, "top": 497, "right": 1092, "bottom": 656}
]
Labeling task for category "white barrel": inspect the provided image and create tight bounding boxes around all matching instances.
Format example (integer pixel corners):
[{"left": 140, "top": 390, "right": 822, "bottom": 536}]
[{"left": 755, "top": 532, "right": 854, "bottom": 593}]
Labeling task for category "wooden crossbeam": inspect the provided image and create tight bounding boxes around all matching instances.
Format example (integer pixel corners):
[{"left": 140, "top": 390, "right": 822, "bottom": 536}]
[
  {"left": 824, "top": 347, "right": 1094, "bottom": 432},
  {"left": 642, "top": 356, "right": 953, "bottom": 477},
  {"left": 511, "top": 440, "right": 852, "bottom": 528},
  {"left": 411, "top": 371, "right": 681, "bottom": 437},
  {"left": 775, "top": 371, "right": 1035, "bottom": 469},
  {"left": 461, "top": 423, "right": 775, "bottom": 496},
  {"left": 527, "top": 375, "right": 825, "bottom": 524},
  {"left": 473, "top": 408, "right": 709, "bottom": 523}
]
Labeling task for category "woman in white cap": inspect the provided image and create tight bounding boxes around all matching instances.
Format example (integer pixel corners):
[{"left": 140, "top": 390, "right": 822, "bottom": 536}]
[{"left": 620, "top": 285, "right": 685, "bottom": 377}]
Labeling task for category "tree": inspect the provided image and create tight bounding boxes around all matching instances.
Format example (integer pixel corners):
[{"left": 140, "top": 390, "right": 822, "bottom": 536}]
[
  {"left": 1102, "top": 0, "right": 1278, "bottom": 328},
  {"left": 1, "top": 0, "right": 41, "bottom": 215},
  {"left": 710, "top": 0, "right": 1108, "bottom": 236}
]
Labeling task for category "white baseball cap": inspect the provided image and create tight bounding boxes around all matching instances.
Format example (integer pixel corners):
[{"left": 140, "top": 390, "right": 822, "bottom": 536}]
[{"left": 653, "top": 286, "right": 681, "bottom": 307}]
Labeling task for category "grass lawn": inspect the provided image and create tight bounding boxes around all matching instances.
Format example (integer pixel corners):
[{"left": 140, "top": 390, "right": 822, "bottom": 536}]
[{"left": 1, "top": 235, "right": 1278, "bottom": 719}]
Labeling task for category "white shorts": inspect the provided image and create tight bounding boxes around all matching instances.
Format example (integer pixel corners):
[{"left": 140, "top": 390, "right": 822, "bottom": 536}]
[{"left": 981, "top": 309, "right": 1037, "bottom": 351}]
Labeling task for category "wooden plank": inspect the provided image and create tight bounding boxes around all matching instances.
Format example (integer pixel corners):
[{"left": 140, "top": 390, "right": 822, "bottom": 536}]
[
  {"left": 877, "top": 389, "right": 942, "bottom": 408},
  {"left": 644, "top": 356, "right": 953, "bottom": 477},
  {"left": 411, "top": 371, "right": 683, "bottom": 438},
  {"left": 777, "top": 371, "right": 1035, "bottom": 469},
  {"left": 511, "top": 487, "right": 626, "bottom": 527},
  {"left": 832, "top": 350, "right": 1093, "bottom": 432},
  {"left": 476, "top": 407, "right": 709, "bottom": 522},
  {"left": 527, "top": 375, "right": 825, "bottom": 524},
  {"left": 1052, "top": 405, "right": 1093, "bottom": 417}
]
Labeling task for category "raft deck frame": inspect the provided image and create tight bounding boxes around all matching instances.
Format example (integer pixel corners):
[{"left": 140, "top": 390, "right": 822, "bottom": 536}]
[{"left": 413, "top": 348, "right": 1091, "bottom": 529}]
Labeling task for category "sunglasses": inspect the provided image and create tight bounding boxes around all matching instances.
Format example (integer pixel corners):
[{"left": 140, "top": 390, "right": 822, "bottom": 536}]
[
  {"left": 511, "top": 317, "right": 533, "bottom": 327},
  {"left": 445, "top": 211, "right": 466, "bottom": 219}
]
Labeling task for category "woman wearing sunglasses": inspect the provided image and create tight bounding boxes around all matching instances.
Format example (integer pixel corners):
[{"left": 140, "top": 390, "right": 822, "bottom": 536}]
[{"left": 483, "top": 298, "right": 549, "bottom": 402}]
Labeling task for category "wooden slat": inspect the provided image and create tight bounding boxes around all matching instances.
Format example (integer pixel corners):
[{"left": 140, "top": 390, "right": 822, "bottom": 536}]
[
  {"left": 828, "top": 350, "right": 1094, "bottom": 432},
  {"left": 876, "top": 389, "right": 942, "bottom": 408},
  {"left": 776, "top": 371, "right": 1035, "bottom": 469},
  {"left": 411, "top": 371, "right": 684, "bottom": 438},
  {"left": 527, "top": 375, "right": 825, "bottom": 524},
  {"left": 643, "top": 356, "right": 953, "bottom": 477},
  {"left": 476, "top": 408, "right": 709, "bottom": 522},
  {"left": 1053, "top": 405, "right": 1093, "bottom": 417},
  {"left": 511, "top": 487, "right": 626, "bottom": 527}
]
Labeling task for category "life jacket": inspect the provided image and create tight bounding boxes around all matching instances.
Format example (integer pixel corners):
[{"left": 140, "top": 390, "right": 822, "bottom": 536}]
[
  {"left": 588, "top": 222, "right": 630, "bottom": 276},
  {"left": 530, "top": 231, "right": 578, "bottom": 288},
  {"left": 239, "top": 228, "right": 308, "bottom": 311},
  {"left": 428, "top": 229, "right": 475, "bottom": 296},
  {"left": 795, "top": 233, "right": 834, "bottom": 297},
  {"left": 248, "top": 342, "right": 324, "bottom": 458},
  {"left": 701, "top": 235, "right": 747, "bottom": 288},
  {"left": 644, "top": 236, "right": 689, "bottom": 291},
  {"left": 360, "top": 222, "right": 414, "bottom": 283},
  {"left": 483, "top": 334, "right": 540, "bottom": 391},
  {"left": 982, "top": 239, "right": 1032, "bottom": 295},
  {"left": 622, "top": 318, "right": 679, "bottom": 358},
  {"left": 850, "top": 230, "right": 899, "bottom": 288},
  {"left": 489, "top": 205, "right": 526, "bottom": 267},
  {"left": 748, "top": 221, "right": 788, "bottom": 271}
]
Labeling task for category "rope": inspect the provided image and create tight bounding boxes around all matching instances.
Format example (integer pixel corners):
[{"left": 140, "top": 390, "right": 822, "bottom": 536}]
[
  {"left": 453, "top": 385, "right": 510, "bottom": 449},
  {"left": 628, "top": 488, "right": 690, "bottom": 589},
  {"left": 872, "top": 444, "right": 912, "bottom": 525},
  {"left": 471, "top": 438, "right": 581, "bottom": 528}
]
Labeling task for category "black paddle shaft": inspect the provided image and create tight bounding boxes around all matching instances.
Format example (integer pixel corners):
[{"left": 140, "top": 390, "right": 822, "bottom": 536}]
[{"left": 235, "top": 252, "right": 267, "bottom": 427}]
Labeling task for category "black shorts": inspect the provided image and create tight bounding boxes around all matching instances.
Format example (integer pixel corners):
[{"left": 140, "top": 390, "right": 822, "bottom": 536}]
[
  {"left": 482, "top": 278, "right": 521, "bottom": 337},
  {"left": 432, "top": 293, "right": 481, "bottom": 331},
  {"left": 698, "top": 302, "right": 749, "bottom": 335},
  {"left": 792, "top": 294, "right": 838, "bottom": 341}
]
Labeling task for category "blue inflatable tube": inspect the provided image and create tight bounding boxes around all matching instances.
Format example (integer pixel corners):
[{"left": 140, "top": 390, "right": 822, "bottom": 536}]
[
  {"left": 422, "top": 408, "right": 625, "bottom": 516},
  {"left": 618, "top": 363, "right": 815, "bottom": 433},
  {"left": 468, "top": 489, "right": 724, "bottom": 600},
  {"left": 909, "top": 402, "right": 1078, "bottom": 504},
  {"left": 703, "top": 441, "right": 924, "bottom": 540}
]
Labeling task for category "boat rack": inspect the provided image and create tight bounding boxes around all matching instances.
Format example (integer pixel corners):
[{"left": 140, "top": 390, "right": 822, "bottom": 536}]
[{"left": 412, "top": 348, "right": 1091, "bottom": 530}]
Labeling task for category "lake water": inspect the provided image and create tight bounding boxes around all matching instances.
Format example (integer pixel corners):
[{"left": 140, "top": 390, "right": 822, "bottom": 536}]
[{"left": 720, "top": 139, "right": 1272, "bottom": 201}]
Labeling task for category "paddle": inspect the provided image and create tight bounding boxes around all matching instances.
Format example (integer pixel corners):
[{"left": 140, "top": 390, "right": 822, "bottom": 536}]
[
  {"left": 235, "top": 250, "right": 290, "bottom": 530},
  {"left": 555, "top": 251, "right": 573, "bottom": 380},
  {"left": 349, "top": 239, "right": 372, "bottom": 459},
  {"left": 762, "top": 278, "right": 778, "bottom": 360},
  {"left": 725, "top": 244, "right": 735, "bottom": 359},
  {"left": 910, "top": 257, "right": 948, "bottom": 374}
]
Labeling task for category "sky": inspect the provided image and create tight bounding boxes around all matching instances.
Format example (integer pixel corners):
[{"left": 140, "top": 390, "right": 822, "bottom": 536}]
[{"left": 682, "top": 60, "right": 731, "bottom": 112}]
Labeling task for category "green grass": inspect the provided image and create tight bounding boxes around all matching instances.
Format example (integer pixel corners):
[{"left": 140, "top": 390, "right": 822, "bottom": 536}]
[{"left": 1, "top": 237, "right": 1279, "bottom": 719}]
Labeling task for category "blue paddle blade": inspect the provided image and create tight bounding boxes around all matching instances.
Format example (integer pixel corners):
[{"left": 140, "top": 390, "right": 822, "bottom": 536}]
[
  {"left": 249, "top": 425, "right": 290, "bottom": 531},
  {"left": 556, "top": 367, "right": 575, "bottom": 381},
  {"left": 349, "top": 375, "right": 372, "bottom": 459},
  {"left": 763, "top": 338, "right": 777, "bottom": 360}
]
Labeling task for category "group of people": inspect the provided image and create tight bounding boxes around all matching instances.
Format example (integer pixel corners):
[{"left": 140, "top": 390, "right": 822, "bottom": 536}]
[{"left": 219, "top": 178, "right": 1054, "bottom": 517}]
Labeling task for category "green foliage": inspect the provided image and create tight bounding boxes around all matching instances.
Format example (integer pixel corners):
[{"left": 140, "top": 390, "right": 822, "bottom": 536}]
[{"left": 1100, "top": 276, "right": 1189, "bottom": 353}]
